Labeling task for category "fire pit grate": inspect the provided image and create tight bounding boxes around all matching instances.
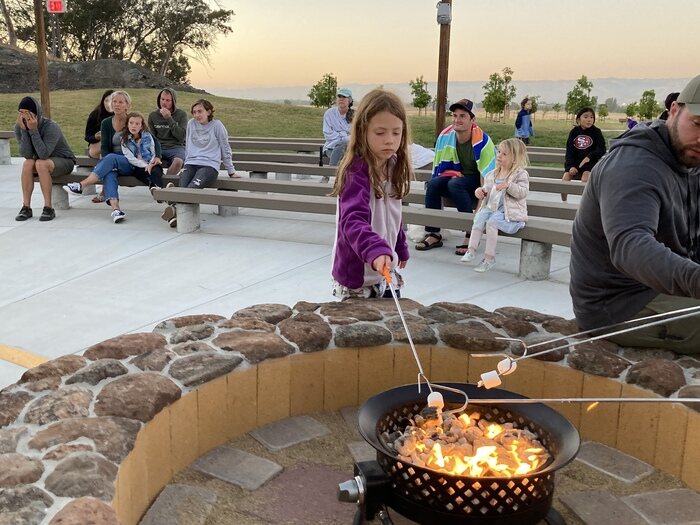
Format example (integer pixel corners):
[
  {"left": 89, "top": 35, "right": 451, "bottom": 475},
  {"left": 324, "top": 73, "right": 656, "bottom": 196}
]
[
  {"left": 356, "top": 383, "right": 580, "bottom": 524},
  {"left": 376, "top": 401, "right": 557, "bottom": 517}
]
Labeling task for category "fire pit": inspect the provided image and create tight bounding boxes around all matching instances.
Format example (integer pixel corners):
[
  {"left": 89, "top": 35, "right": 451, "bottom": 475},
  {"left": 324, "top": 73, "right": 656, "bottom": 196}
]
[{"left": 339, "top": 383, "right": 580, "bottom": 525}]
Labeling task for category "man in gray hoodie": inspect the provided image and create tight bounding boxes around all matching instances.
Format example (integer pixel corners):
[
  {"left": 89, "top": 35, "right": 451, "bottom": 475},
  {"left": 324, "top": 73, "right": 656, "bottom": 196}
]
[
  {"left": 14, "top": 96, "right": 75, "bottom": 222},
  {"left": 148, "top": 88, "right": 187, "bottom": 175},
  {"left": 569, "top": 74, "right": 700, "bottom": 354}
]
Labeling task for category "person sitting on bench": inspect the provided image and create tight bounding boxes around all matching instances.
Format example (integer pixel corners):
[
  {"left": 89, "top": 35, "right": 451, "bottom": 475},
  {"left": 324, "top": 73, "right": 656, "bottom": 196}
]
[
  {"left": 414, "top": 98, "right": 496, "bottom": 255},
  {"left": 14, "top": 96, "right": 76, "bottom": 222}
]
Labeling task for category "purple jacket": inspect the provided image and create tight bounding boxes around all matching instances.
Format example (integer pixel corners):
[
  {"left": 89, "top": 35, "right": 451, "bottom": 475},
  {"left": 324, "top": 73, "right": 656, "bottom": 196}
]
[{"left": 332, "top": 156, "right": 410, "bottom": 289}]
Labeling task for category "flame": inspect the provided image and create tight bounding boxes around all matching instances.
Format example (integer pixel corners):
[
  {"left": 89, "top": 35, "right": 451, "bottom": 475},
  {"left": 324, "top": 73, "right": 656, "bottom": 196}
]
[{"left": 394, "top": 412, "right": 550, "bottom": 478}]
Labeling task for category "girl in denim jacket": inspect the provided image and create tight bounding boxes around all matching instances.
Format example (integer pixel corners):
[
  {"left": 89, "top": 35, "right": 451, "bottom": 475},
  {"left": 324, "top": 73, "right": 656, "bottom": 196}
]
[{"left": 121, "top": 112, "right": 164, "bottom": 190}]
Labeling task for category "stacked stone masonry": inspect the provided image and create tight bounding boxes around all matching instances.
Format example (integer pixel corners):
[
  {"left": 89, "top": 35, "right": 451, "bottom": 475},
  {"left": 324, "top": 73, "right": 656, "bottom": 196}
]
[{"left": 0, "top": 299, "right": 699, "bottom": 524}]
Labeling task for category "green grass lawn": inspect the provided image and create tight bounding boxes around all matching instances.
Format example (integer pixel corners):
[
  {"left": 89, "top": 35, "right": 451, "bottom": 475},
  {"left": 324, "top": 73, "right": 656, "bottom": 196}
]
[{"left": 0, "top": 89, "right": 627, "bottom": 158}]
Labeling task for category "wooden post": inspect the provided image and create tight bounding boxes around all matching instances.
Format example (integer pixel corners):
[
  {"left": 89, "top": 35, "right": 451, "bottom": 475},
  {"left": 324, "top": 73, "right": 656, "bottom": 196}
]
[
  {"left": 434, "top": 0, "right": 451, "bottom": 139},
  {"left": 33, "top": 0, "right": 51, "bottom": 118}
]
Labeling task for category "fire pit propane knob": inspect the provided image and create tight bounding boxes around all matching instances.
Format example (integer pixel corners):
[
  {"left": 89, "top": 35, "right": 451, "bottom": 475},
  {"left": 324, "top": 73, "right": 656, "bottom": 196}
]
[
  {"left": 427, "top": 391, "right": 444, "bottom": 409},
  {"left": 338, "top": 475, "right": 365, "bottom": 504}
]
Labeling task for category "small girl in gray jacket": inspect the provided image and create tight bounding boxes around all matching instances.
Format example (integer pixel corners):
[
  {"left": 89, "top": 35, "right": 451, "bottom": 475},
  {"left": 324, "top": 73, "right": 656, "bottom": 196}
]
[{"left": 461, "top": 138, "right": 530, "bottom": 273}]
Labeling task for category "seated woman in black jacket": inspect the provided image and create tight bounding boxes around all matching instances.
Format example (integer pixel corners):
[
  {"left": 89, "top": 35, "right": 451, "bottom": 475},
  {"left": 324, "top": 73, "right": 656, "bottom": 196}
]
[{"left": 84, "top": 89, "right": 114, "bottom": 159}]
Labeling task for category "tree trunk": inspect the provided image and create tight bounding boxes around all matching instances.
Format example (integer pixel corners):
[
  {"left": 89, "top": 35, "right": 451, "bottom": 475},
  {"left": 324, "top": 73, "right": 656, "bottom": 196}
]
[{"left": 0, "top": 0, "right": 17, "bottom": 47}]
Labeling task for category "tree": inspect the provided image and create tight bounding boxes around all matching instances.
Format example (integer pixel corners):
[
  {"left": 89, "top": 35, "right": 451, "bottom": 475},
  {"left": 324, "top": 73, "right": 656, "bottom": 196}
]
[
  {"left": 482, "top": 67, "right": 516, "bottom": 121},
  {"left": 308, "top": 73, "right": 337, "bottom": 108},
  {"left": 565, "top": 75, "right": 597, "bottom": 117},
  {"left": 637, "top": 90, "right": 660, "bottom": 120},
  {"left": 598, "top": 104, "right": 609, "bottom": 122},
  {"left": 604, "top": 97, "right": 620, "bottom": 113},
  {"left": 625, "top": 102, "right": 639, "bottom": 118},
  {"left": 529, "top": 95, "right": 540, "bottom": 120},
  {"left": 552, "top": 103, "right": 563, "bottom": 120},
  {"left": 0, "top": 0, "right": 17, "bottom": 46},
  {"left": 409, "top": 75, "right": 432, "bottom": 116},
  {"left": 7, "top": 0, "right": 234, "bottom": 84}
]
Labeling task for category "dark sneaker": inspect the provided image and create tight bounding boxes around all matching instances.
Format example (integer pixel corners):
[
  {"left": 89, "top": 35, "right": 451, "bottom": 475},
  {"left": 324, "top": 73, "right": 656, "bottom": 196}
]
[
  {"left": 111, "top": 209, "right": 126, "bottom": 223},
  {"left": 39, "top": 207, "right": 55, "bottom": 221},
  {"left": 15, "top": 206, "right": 32, "bottom": 221},
  {"left": 169, "top": 216, "right": 177, "bottom": 228},
  {"left": 63, "top": 182, "right": 82, "bottom": 195},
  {"left": 161, "top": 205, "right": 176, "bottom": 223}
]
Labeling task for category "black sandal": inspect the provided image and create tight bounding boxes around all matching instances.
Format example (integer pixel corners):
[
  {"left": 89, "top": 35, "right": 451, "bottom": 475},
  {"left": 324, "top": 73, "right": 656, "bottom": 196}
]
[
  {"left": 455, "top": 244, "right": 469, "bottom": 256},
  {"left": 415, "top": 232, "right": 443, "bottom": 251}
]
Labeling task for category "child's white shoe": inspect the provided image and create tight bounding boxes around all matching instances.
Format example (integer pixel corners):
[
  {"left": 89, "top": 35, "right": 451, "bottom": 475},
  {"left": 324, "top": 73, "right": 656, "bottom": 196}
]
[
  {"left": 474, "top": 259, "right": 496, "bottom": 273},
  {"left": 460, "top": 250, "right": 476, "bottom": 263}
]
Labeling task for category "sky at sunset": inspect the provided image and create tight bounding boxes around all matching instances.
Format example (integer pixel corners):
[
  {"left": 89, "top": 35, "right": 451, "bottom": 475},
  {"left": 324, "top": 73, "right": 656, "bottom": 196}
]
[{"left": 189, "top": 0, "right": 699, "bottom": 92}]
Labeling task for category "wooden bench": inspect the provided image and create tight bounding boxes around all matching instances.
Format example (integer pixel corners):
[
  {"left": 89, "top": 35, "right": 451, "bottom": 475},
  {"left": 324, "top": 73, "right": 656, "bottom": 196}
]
[{"left": 151, "top": 185, "right": 571, "bottom": 280}]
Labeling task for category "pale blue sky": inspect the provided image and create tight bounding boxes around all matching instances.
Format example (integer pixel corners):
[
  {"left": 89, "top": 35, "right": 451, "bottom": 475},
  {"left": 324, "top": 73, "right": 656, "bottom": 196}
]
[{"left": 190, "top": 0, "right": 699, "bottom": 89}]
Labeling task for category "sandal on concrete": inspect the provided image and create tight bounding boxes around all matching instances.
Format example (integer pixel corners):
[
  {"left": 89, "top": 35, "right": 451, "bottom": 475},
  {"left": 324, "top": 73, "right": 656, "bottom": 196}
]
[
  {"left": 415, "top": 232, "right": 443, "bottom": 251},
  {"left": 92, "top": 193, "right": 105, "bottom": 203},
  {"left": 455, "top": 244, "right": 470, "bottom": 256}
]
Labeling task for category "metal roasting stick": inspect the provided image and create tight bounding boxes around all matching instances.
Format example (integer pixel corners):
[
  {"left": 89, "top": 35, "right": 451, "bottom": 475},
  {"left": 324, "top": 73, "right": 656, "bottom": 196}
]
[
  {"left": 473, "top": 305, "right": 700, "bottom": 389},
  {"left": 381, "top": 267, "right": 468, "bottom": 414},
  {"left": 465, "top": 397, "right": 700, "bottom": 405},
  {"left": 497, "top": 305, "right": 700, "bottom": 356}
]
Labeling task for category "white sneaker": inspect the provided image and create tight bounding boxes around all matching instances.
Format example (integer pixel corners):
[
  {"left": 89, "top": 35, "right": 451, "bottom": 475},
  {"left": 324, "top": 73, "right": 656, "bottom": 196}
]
[
  {"left": 460, "top": 250, "right": 476, "bottom": 263},
  {"left": 111, "top": 210, "right": 126, "bottom": 223},
  {"left": 474, "top": 259, "right": 496, "bottom": 273},
  {"left": 63, "top": 182, "right": 82, "bottom": 195}
]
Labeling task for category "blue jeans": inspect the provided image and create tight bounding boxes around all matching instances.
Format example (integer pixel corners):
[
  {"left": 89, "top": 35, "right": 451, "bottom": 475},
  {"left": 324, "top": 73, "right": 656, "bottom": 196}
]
[
  {"left": 93, "top": 153, "right": 134, "bottom": 201},
  {"left": 424, "top": 175, "right": 480, "bottom": 233},
  {"left": 327, "top": 138, "right": 349, "bottom": 166}
]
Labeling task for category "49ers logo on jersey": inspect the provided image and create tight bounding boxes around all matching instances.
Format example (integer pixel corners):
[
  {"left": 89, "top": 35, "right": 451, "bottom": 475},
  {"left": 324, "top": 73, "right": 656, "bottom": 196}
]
[{"left": 574, "top": 135, "right": 593, "bottom": 149}]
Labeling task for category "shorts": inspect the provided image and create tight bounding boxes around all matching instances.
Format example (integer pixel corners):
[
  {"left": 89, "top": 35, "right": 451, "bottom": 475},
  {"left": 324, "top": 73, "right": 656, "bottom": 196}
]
[
  {"left": 160, "top": 146, "right": 186, "bottom": 164},
  {"left": 49, "top": 157, "right": 75, "bottom": 177}
]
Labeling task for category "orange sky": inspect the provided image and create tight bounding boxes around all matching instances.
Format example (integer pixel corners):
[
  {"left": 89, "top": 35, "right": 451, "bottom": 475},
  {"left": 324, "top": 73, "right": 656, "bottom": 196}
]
[{"left": 189, "top": 0, "right": 699, "bottom": 90}]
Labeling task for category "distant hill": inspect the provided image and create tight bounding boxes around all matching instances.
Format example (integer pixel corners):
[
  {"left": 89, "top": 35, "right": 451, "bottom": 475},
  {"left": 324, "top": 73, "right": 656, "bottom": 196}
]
[
  {"left": 209, "top": 78, "right": 691, "bottom": 106},
  {"left": 0, "top": 44, "right": 205, "bottom": 94}
]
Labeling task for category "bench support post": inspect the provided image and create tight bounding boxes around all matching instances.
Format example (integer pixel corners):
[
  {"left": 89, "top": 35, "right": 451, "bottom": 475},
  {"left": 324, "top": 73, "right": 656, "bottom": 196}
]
[
  {"left": 0, "top": 139, "right": 10, "bottom": 165},
  {"left": 518, "top": 240, "right": 552, "bottom": 281},
  {"left": 52, "top": 185, "right": 70, "bottom": 210},
  {"left": 176, "top": 203, "right": 200, "bottom": 233},
  {"left": 275, "top": 172, "right": 292, "bottom": 181},
  {"left": 218, "top": 205, "right": 239, "bottom": 217},
  {"left": 250, "top": 171, "right": 268, "bottom": 180},
  {"left": 82, "top": 184, "right": 96, "bottom": 195}
]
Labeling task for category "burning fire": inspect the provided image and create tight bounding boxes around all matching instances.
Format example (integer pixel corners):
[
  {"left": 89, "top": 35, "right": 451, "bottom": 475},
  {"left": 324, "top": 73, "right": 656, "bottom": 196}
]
[{"left": 385, "top": 409, "right": 550, "bottom": 477}]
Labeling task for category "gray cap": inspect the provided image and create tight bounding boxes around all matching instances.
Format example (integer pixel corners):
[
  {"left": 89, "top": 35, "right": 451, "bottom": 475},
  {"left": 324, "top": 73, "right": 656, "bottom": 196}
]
[{"left": 678, "top": 75, "right": 700, "bottom": 116}]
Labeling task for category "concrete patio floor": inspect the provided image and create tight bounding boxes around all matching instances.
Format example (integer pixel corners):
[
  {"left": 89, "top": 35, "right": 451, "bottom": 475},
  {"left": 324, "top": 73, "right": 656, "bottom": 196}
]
[{"left": 0, "top": 158, "right": 574, "bottom": 389}]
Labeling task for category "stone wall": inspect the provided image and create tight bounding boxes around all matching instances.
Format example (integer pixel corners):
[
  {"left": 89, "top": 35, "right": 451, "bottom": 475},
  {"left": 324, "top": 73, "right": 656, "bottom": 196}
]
[{"left": 1, "top": 299, "right": 699, "bottom": 524}]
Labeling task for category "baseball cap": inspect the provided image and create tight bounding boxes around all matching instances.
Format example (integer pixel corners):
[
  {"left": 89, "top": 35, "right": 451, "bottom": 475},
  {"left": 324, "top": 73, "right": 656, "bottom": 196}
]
[
  {"left": 337, "top": 88, "right": 353, "bottom": 99},
  {"left": 678, "top": 75, "right": 700, "bottom": 116},
  {"left": 449, "top": 98, "right": 474, "bottom": 118}
]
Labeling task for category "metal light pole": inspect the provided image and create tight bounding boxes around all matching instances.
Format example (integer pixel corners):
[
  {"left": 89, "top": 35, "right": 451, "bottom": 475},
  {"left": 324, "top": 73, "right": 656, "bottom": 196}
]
[
  {"left": 434, "top": 0, "right": 452, "bottom": 139},
  {"left": 33, "top": 0, "right": 51, "bottom": 117}
]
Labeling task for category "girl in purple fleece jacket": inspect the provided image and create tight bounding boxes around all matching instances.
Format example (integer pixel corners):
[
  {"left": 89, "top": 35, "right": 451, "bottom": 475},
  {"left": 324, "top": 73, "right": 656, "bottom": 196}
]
[{"left": 330, "top": 89, "right": 413, "bottom": 299}]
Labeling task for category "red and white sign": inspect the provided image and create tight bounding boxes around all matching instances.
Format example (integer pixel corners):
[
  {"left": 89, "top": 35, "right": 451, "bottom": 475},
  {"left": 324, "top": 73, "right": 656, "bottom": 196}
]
[{"left": 47, "top": 0, "right": 66, "bottom": 13}]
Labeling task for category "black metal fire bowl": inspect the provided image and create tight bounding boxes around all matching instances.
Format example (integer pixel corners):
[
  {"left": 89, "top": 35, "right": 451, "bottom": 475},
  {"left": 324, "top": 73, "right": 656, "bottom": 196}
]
[{"left": 354, "top": 383, "right": 581, "bottom": 525}]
